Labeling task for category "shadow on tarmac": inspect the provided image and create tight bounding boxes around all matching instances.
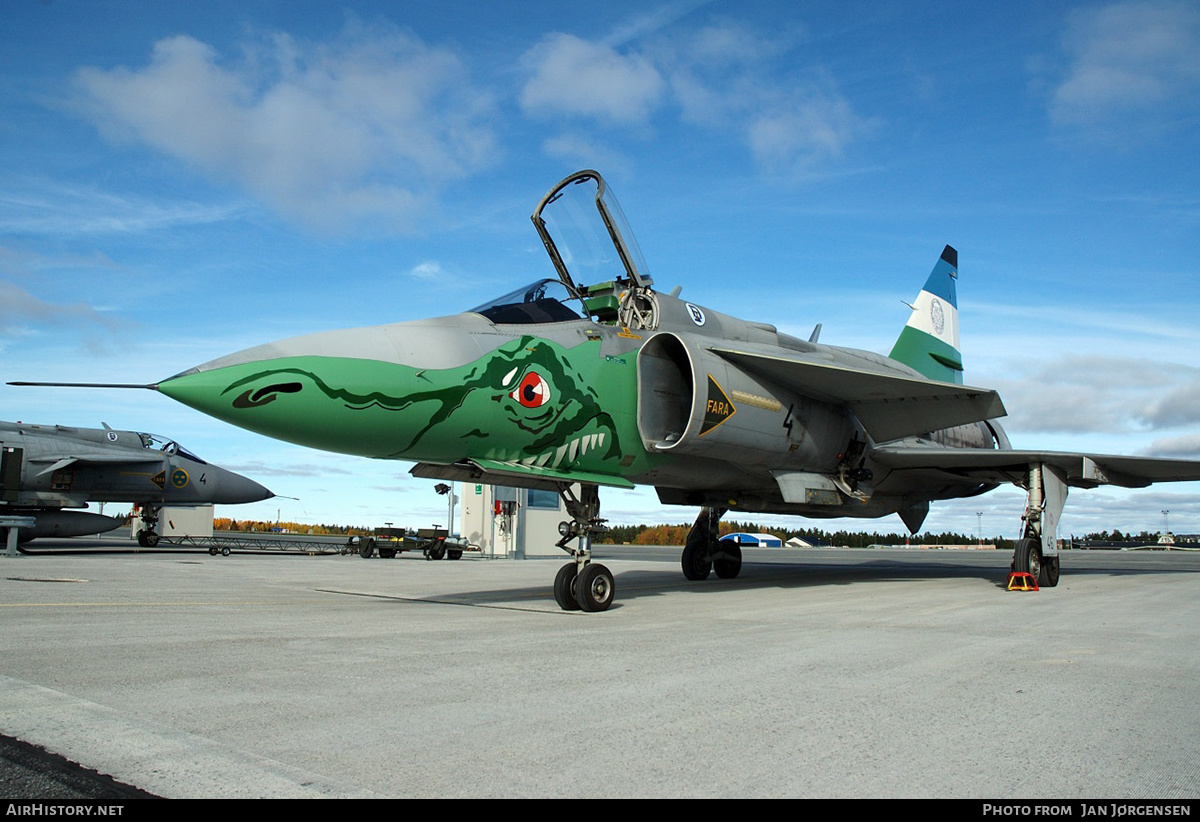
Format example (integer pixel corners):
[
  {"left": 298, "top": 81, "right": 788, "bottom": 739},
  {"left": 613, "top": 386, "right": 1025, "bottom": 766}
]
[{"left": 0, "top": 734, "right": 160, "bottom": 800}]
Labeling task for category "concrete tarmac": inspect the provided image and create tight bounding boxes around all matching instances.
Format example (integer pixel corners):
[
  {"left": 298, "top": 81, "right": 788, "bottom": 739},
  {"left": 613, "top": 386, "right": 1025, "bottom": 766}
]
[{"left": 2, "top": 542, "right": 1198, "bottom": 799}]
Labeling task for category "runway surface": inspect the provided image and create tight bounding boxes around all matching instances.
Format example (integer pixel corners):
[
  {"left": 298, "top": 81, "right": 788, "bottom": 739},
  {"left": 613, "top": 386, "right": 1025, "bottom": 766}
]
[{"left": 2, "top": 541, "right": 1198, "bottom": 798}]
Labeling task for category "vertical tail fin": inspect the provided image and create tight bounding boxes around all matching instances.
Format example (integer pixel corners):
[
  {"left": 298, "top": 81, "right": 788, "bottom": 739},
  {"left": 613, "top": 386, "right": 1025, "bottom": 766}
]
[{"left": 888, "top": 245, "right": 964, "bottom": 384}]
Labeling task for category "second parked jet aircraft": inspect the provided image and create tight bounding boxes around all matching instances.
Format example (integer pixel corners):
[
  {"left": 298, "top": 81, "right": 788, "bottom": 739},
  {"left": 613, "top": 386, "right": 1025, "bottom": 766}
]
[{"left": 0, "top": 420, "right": 273, "bottom": 545}]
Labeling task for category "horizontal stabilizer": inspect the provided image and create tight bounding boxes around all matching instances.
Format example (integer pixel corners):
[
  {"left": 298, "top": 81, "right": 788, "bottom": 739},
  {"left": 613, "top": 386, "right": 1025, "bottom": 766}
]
[
  {"left": 870, "top": 446, "right": 1200, "bottom": 489},
  {"left": 712, "top": 347, "right": 1005, "bottom": 443}
]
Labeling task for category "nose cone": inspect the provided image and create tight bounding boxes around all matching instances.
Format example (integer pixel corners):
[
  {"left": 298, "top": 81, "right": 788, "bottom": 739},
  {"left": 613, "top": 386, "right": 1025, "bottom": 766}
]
[
  {"left": 156, "top": 318, "right": 492, "bottom": 459},
  {"left": 211, "top": 468, "right": 275, "bottom": 505}
]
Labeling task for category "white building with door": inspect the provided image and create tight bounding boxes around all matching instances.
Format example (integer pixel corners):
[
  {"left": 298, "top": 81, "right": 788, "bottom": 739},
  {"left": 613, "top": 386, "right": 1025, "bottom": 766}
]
[{"left": 460, "top": 483, "right": 573, "bottom": 558}]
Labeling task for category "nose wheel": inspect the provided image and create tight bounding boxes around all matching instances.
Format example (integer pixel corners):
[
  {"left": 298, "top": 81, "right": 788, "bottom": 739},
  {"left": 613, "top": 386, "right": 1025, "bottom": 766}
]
[
  {"left": 554, "top": 560, "right": 615, "bottom": 612},
  {"left": 135, "top": 503, "right": 162, "bottom": 548},
  {"left": 552, "top": 484, "right": 615, "bottom": 612}
]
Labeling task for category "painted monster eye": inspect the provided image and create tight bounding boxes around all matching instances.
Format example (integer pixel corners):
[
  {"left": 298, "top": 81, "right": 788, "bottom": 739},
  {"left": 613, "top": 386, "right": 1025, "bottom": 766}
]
[{"left": 509, "top": 371, "right": 551, "bottom": 408}]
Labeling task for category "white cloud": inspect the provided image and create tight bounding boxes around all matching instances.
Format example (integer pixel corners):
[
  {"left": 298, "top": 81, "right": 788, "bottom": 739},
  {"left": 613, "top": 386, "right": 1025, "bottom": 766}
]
[
  {"left": 745, "top": 90, "right": 864, "bottom": 174},
  {"left": 519, "top": 33, "right": 665, "bottom": 127},
  {"left": 520, "top": 22, "right": 869, "bottom": 177},
  {"left": 1143, "top": 433, "right": 1200, "bottom": 458},
  {"left": 0, "top": 246, "right": 121, "bottom": 280},
  {"left": 408, "top": 260, "right": 443, "bottom": 281},
  {"left": 663, "top": 24, "right": 869, "bottom": 174},
  {"left": 0, "top": 181, "right": 245, "bottom": 236},
  {"left": 1051, "top": 0, "right": 1200, "bottom": 125},
  {"left": 991, "top": 355, "right": 1200, "bottom": 435},
  {"left": 72, "top": 23, "right": 498, "bottom": 232},
  {"left": 541, "top": 133, "right": 633, "bottom": 176},
  {"left": 0, "top": 280, "right": 119, "bottom": 336},
  {"left": 665, "top": 24, "right": 791, "bottom": 126}
]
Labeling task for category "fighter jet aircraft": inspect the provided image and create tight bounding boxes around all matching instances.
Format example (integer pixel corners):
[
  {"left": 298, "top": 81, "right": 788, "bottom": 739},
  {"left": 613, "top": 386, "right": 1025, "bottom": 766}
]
[
  {"left": 0, "top": 420, "right": 273, "bottom": 545},
  {"left": 14, "top": 170, "right": 1200, "bottom": 608}
]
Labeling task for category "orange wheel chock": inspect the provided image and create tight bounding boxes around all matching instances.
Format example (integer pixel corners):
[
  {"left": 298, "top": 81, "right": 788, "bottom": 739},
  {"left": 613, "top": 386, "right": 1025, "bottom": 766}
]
[{"left": 1007, "top": 572, "right": 1039, "bottom": 591}]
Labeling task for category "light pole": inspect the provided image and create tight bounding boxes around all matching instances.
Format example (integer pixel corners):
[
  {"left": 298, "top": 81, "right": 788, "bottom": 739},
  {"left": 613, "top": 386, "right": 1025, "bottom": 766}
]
[
  {"left": 976, "top": 512, "right": 983, "bottom": 547},
  {"left": 1162, "top": 509, "right": 1170, "bottom": 535}
]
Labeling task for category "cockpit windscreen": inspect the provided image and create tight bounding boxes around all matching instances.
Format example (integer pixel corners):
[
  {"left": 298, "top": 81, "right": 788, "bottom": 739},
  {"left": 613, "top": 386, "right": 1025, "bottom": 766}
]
[
  {"left": 138, "top": 433, "right": 207, "bottom": 464},
  {"left": 468, "top": 279, "right": 583, "bottom": 324}
]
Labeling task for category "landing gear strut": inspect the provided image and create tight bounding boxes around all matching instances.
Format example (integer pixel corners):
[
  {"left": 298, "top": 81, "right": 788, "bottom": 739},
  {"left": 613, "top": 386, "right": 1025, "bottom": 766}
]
[
  {"left": 553, "top": 484, "right": 615, "bottom": 612},
  {"left": 681, "top": 506, "right": 741, "bottom": 580},
  {"left": 135, "top": 504, "right": 161, "bottom": 548},
  {"left": 1013, "top": 464, "right": 1066, "bottom": 588}
]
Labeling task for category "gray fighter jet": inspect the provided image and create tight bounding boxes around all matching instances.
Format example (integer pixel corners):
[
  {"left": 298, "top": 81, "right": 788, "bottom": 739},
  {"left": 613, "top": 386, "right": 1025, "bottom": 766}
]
[
  {"left": 0, "top": 420, "right": 273, "bottom": 545},
  {"left": 13, "top": 170, "right": 1200, "bottom": 609}
]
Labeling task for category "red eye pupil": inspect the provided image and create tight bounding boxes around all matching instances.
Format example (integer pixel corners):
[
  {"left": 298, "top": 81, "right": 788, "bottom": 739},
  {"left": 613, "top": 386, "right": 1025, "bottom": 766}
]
[{"left": 511, "top": 372, "right": 550, "bottom": 408}]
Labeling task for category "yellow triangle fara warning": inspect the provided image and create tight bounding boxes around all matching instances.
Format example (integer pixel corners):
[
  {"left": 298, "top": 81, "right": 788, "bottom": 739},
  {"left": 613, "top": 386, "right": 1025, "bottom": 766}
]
[{"left": 701, "top": 375, "right": 736, "bottom": 436}]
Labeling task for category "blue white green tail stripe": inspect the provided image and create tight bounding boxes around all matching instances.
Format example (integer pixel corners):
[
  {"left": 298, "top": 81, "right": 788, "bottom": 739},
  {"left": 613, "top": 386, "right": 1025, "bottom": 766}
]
[{"left": 888, "top": 245, "right": 963, "bottom": 384}]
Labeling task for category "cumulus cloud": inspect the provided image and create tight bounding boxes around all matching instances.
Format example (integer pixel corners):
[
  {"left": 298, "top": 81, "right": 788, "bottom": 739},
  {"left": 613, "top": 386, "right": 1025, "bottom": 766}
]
[
  {"left": 541, "top": 133, "right": 633, "bottom": 176},
  {"left": 519, "top": 33, "right": 665, "bottom": 127},
  {"left": 72, "top": 22, "right": 497, "bottom": 232},
  {"left": 745, "top": 89, "right": 865, "bottom": 173},
  {"left": 1143, "top": 433, "right": 1200, "bottom": 458},
  {"left": 1051, "top": 0, "right": 1200, "bottom": 125},
  {"left": 992, "top": 355, "right": 1200, "bottom": 435},
  {"left": 519, "top": 22, "right": 869, "bottom": 176},
  {"left": 665, "top": 23, "right": 869, "bottom": 174},
  {"left": 1140, "top": 381, "right": 1200, "bottom": 428},
  {"left": 407, "top": 260, "right": 443, "bottom": 281}
]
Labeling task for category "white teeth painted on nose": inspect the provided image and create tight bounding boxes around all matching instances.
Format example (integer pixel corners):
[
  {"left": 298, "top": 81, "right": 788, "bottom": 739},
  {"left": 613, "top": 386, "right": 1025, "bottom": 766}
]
[{"left": 518, "top": 433, "right": 606, "bottom": 469}]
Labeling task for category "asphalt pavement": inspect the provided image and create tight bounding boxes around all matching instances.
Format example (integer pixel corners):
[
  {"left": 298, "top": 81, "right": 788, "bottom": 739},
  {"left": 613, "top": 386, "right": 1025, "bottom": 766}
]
[{"left": 2, "top": 541, "right": 1198, "bottom": 798}]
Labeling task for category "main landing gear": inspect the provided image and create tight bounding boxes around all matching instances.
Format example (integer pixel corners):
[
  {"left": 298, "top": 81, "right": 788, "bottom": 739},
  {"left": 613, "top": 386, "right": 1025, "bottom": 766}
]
[
  {"left": 552, "top": 484, "right": 615, "bottom": 612},
  {"left": 681, "top": 506, "right": 742, "bottom": 580},
  {"left": 1011, "top": 463, "right": 1066, "bottom": 588}
]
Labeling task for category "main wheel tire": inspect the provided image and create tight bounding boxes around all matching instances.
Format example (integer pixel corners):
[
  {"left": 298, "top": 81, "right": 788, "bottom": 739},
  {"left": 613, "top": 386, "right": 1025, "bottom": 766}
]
[
  {"left": 1039, "top": 555, "right": 1060, "bottom": 588},
  {"left": 554, "top": 563, "right": 581, "bottom": 611},
  {"left": 448, "top": 549, "right": 462, "bottom": 560},
  {"left": 681, "top": 539, "right": 712, "bottom": 581},
  {"left": 427, "top": 545, "right": 446, "bottom": 560},
  {"left": 713, "top": 543, "right": 743, "bottom": 579},
  {"left": 138, "top": 531, "right": 159, "bottom": 548},
  {"left": 1013, "top": 537, "right": 1042, "bottom": 581},
  {"left": 379, "top": 547, "right": 396, "bottom": 559},
  {"left": 577, "top": 563, "right": 615, "bottom": 612},
  {"left": 359, "top": 537, "right": 375, "bottom": 558}
]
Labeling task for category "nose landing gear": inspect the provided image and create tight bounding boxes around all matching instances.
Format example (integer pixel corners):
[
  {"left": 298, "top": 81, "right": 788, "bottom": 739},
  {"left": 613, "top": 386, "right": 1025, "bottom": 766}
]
[{"left": 552, "top": 484, "right": 615, "bottom": 612}]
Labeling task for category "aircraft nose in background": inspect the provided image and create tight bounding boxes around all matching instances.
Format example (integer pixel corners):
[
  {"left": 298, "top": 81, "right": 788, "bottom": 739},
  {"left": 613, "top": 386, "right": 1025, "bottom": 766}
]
[{"left": 211, "top": 468, "right": 274, "bottom": 505}]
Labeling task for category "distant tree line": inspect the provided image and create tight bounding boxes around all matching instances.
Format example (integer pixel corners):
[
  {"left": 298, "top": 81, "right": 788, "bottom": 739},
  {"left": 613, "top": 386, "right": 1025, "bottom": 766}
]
[
  {"left": 214, "top": 517, "right": 373, "bottom": 536},
  {"left": 205, "top": 516, "right": 1183, "bottom": 548},
  {"left": 597, "top": 519, "right": 1016, "bottom": 550}
]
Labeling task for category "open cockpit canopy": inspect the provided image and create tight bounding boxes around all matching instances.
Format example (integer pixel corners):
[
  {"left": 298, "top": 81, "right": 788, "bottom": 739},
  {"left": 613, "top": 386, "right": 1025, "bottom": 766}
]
[
  {"left": 531, "top": 169, "right": 653, "bottom": 296},
  {"left": 469, "top": 170, "right": 657, "bottom": 326}
]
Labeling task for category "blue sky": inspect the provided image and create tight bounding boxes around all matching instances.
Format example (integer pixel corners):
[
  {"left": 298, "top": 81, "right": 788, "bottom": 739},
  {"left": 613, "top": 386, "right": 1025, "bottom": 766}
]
[{"left": 2, "top": 0, "right": 1199, "bottom": 539}]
